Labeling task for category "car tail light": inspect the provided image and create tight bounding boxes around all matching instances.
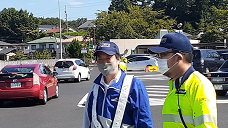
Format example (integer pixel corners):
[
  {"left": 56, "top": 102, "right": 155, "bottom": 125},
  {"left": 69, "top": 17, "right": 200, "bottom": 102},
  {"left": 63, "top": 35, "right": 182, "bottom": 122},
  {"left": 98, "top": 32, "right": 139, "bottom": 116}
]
[
  {"left": 73, "top": 66, "right": 77, "bottom": 70},
  {"left": 33, "top": 73, "right": 40, "bottom": 85},
  {"left": 53, "top": 67, "right": 56, "bottom": 71}
]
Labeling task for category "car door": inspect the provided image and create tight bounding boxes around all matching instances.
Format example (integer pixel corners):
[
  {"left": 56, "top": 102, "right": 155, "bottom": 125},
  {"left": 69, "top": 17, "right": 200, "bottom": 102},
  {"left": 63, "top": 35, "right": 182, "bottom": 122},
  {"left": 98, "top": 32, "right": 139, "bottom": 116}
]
[
  {"left": 127, "top": 57, "right": 138, "bottom": 70},
  {"left": 76, "top": 60, "right": 88, "bottom": 78},
  {"left": 43, "top": 66, "right": 56, "bottom": 97}
]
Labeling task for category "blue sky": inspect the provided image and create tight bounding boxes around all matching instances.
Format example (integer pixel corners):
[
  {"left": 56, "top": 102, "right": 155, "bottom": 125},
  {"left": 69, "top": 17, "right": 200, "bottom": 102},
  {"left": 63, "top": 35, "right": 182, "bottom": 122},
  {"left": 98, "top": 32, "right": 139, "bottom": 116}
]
[{"left": 0, "top": 0, "right": 111, "bottom": 20}]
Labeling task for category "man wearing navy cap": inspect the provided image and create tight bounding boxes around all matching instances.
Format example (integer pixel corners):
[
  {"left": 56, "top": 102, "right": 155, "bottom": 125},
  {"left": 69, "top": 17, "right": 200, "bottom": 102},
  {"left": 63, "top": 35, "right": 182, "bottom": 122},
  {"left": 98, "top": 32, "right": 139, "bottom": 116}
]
[
  {"left": 83, "top": 41, "right": 153, "bottom": 128},
  {"left": 148, "top": 33, "right": 217, "bottom": 128}
]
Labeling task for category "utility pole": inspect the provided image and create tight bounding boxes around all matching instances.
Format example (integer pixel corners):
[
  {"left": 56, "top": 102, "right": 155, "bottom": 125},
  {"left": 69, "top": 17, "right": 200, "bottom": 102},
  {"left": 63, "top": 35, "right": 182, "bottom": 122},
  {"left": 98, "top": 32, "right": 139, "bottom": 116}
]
[
  {"left": 65, "top": 5, "right": 68, "bottom": 34},
  {"left": 58, "top": 0, "right": 62, "bottom": 59}
]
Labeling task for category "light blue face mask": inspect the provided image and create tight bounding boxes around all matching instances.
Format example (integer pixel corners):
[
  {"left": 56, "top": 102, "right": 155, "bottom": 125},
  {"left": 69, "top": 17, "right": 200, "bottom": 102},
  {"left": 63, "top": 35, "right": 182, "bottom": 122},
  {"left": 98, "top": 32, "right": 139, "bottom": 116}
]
[
  {"left": 97, "top": 59, "right": 118, "bottom": 76},
  {"left": 157, "top": 53, "right": 178, "bottom": 75}
]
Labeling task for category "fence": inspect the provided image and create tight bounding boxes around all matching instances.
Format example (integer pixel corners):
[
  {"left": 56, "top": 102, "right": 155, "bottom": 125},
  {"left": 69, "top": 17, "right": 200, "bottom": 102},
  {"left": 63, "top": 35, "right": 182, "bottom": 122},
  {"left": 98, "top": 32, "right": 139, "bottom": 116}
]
[{"left": 0, "top": 59, "right": 59, "bottom": 70}]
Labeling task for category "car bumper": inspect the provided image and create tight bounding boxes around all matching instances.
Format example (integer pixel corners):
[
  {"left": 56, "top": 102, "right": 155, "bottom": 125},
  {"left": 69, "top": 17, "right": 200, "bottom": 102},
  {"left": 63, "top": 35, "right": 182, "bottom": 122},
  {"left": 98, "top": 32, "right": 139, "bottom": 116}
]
[
  {"left": 56, "top": 74, "right": 77, "bottom": 80},
  {"left": 0, "top": 85, "right": 40, "bottom": 99},
  {"left": 213, "top": 84, "right": 228, "bottom": 90}
]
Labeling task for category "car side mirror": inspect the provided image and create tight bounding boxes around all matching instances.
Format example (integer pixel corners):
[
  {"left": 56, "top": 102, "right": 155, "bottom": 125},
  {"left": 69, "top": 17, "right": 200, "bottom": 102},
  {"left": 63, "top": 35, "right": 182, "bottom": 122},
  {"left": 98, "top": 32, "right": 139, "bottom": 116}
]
[{"left": 53, "top": 72, "right": 58, "bottom": 76}]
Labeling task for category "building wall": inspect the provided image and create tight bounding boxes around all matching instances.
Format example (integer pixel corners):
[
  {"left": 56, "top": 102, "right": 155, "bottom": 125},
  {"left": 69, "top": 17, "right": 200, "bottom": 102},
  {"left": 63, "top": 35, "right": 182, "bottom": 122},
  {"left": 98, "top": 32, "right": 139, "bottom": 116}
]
[{"left": 110, "top": 39, "right": 199, "bottom": 56}]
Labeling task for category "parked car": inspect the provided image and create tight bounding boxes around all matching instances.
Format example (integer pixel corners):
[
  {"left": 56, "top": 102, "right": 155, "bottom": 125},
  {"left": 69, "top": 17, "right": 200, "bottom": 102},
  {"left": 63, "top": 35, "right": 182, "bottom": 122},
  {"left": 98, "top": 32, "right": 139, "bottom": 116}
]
[
  {"left": 127, "top": 56, "right": 158, "bottom": 71},
  {"left": 204, "top": 60, "right": 228, "bottom": 96},
  {"left": 53, "top": 59, "right": 90, "bottom": 82},
  {"left": 0, "top": 64, "right": 59, "bottom": 106},
  {"left": 192, "top": 49, "right": 224, "bottom": 73},
  {"left": 126, "top": 54, "right": 157, "bottom": 59}
]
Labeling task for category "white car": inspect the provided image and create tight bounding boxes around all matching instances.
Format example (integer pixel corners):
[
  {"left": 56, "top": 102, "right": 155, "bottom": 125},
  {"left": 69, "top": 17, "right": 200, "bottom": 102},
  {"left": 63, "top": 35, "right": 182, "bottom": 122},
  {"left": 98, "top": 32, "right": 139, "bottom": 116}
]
[
  {"left": 53, "top": 59, "right": 90, "bottom": 82},
  {"left": 127, "top": 56, "right": 158, "bottom": 71}
]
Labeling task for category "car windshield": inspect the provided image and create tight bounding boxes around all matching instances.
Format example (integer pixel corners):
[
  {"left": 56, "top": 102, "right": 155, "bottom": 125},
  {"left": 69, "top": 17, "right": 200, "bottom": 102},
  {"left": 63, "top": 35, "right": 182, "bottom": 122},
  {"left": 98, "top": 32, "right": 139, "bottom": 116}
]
[
  {"left": 1, "top": 67, "right": 35, "bottom": 73},
  {"left": 55, "top": 61, "right": 74, "bottom": 68}
]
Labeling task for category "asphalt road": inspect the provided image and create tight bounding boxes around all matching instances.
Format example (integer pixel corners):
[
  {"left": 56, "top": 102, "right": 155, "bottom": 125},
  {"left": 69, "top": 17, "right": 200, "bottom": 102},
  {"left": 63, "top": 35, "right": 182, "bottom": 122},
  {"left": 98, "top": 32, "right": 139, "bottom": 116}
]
[{"left": 0, "top": 67, "right": 228, "bottom": 128}]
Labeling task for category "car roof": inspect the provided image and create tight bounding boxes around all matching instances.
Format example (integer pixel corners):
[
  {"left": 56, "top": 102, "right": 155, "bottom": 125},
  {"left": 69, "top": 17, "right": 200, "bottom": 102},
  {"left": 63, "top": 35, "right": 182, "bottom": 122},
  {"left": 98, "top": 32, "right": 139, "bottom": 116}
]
[
  {"left": 3, "top": 64, "right": 40, "bottom": 68},
  {"left": 57, "top": 58, "right": 81, "bottom": 61}
]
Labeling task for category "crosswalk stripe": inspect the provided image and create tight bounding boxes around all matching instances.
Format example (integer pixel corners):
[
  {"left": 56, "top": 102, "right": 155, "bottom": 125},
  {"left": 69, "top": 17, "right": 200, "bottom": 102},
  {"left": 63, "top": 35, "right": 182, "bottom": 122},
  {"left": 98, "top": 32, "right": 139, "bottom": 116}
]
[
  {"left": 147, "top": 91, "right": 168, "bottom": 94},
  {"left": 146, "top": 88, "right": 169, "bottom": 91}
]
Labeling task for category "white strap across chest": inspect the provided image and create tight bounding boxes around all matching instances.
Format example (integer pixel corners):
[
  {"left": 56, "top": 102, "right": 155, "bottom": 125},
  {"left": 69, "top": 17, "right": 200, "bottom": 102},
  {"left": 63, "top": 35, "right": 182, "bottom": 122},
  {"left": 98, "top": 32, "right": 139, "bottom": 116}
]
[{"left": 91, "top": 75, "right": 134, "bottom": 128}]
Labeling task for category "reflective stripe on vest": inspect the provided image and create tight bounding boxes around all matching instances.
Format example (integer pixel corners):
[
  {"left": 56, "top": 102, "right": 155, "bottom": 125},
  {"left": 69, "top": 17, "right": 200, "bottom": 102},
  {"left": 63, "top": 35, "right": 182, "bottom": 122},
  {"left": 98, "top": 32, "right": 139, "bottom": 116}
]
[
  {"left": 163, "top": 114, "right": 217, "bottom": 127},
  {"left": 162, "top": 114, "right": 194, "bottom": 124},
  {"left": 194, "top": 114, "right": 217, "bottom": 127},
  {"left": 92, "top": 84, "right": 102, "bottom": 128},
  {"left": 112, "top": 75, "right": 133, "bottom": 128},
  {"left": 92, "top": 75, "right": 134, "bottom": 128}
]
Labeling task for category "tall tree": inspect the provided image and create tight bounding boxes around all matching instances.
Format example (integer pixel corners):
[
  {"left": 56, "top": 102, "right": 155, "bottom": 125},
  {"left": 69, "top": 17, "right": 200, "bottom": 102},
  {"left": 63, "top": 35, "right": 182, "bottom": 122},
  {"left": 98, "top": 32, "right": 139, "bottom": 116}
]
[
  {"left": 0, "top": 8, "right": 40, "bottom": 43},
  {"left": 108, "top": 0, "right": 153, "bottom": 12},
  {"left": 199, "top": 6, "right": 228, "bottom": 43},
  {"left": 94, "top": 5, "right": 176, "bottom": 41}
]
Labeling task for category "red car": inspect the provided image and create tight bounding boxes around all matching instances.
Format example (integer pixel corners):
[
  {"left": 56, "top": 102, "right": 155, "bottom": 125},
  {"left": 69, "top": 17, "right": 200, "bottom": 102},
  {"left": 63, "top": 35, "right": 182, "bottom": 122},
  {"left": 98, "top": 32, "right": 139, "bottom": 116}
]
[{"left": 0, "top": 64, "right": 59, "bottom": 106}]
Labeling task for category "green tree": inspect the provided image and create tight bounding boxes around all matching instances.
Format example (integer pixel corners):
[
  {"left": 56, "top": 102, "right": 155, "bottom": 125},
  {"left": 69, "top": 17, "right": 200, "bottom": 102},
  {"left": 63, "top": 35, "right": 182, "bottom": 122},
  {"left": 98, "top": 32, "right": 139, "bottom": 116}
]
[
  {"left": 66, "top": 40, "right": 92, "bottom": 59},
  {"left": 94, "top": 5, "right": 175, "bottom": 41},
  {"left": 199, "top": 6, "right": 228, "bottom": 43},
  {"left": 0, "top": 8, "right": 40, "bottom": 43},
  {"left": 109, "top": 0, "right": 154, "bottom": 12}
]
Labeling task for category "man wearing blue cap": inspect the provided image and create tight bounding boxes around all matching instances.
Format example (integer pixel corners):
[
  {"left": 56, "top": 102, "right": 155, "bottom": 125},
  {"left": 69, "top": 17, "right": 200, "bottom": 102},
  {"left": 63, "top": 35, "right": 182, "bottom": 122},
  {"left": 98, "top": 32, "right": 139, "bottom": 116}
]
[
  {"left": 148, "top": 33, "right": 217, "bottom": 128},
  {"left": 83, "top": 41, "right": 153, "bottom": 128}
]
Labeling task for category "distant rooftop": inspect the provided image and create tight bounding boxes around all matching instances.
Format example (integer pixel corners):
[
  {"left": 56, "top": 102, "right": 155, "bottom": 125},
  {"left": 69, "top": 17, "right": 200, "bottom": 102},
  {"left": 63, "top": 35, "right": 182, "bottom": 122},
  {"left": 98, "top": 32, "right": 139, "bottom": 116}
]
[
  {"left": 78, "top": 20, "right": 95, "bottom": 29},
  {"left": 27, "top": 37, "right": 60, "bottom": 44}
]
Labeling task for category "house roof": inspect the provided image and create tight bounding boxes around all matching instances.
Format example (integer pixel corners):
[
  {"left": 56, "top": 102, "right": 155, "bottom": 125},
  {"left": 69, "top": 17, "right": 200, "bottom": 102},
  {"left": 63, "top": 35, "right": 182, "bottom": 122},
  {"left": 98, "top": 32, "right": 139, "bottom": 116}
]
[
  {"left": 78, "top": 20, "right": 95, "bottom": 29},
  {"left": 0, "top": 41, "right": 13, "bottom": 46},
  {"left": 0, "top": 48, "right": 16, "bottom": 55},
  {"left": 38, "top": 25, "right": 57, "bottom": 30},
  {"left": 46, "top": 28, "right": 64, "bottom": 33},
  {"left": 27, "top": 37, "right": 60, "bottom": 44}
]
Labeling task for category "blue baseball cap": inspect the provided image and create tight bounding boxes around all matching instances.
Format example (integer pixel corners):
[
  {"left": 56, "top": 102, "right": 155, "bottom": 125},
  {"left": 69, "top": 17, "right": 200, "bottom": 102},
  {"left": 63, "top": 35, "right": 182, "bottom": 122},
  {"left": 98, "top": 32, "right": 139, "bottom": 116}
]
[
  {"left": 94, "top": 41, "right": 120, "bottom": 56},
  {"left": 148, "top": 33, "right": 193, "bottom": 53}
]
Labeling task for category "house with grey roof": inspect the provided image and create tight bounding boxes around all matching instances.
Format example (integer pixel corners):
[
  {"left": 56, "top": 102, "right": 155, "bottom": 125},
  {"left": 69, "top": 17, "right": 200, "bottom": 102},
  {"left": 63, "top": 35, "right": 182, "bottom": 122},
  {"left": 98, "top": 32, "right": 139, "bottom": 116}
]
[
  {"left": 78, "top": 20, "right": 95, "bottom": 29},
  {"left": 38, "top": 25, "right": 58, "bottom": 33}
]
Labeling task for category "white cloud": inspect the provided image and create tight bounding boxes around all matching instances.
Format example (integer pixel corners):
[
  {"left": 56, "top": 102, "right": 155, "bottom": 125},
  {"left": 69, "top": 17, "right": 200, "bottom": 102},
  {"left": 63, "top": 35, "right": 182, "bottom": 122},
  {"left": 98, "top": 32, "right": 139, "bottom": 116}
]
[{"left": 68, "top": 2, "right": 84, "bottom": 5}]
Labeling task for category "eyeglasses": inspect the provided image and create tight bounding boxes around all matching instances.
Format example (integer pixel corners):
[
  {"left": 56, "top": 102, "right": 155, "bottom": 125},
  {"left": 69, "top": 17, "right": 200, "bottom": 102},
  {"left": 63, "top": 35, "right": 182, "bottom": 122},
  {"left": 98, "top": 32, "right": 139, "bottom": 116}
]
[{"left": 158, "top": 51, "right": 174, "bottom": 58}]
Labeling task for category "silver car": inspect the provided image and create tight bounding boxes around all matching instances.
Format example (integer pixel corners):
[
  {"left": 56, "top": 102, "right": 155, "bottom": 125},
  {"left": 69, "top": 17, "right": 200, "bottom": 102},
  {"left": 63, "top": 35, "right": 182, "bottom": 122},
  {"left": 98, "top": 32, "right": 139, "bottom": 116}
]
[
  {"left": 127, "top": 56, "right": 158, "bottom": 71},
  {"left": 53, "top": 59, "right": 90, "bottom": 82}
]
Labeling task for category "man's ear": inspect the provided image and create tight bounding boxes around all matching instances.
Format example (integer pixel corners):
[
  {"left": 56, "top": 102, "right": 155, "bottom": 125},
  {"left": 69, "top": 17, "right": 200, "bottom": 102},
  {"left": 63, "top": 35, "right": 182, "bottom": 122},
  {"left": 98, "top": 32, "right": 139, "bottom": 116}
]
[{"left": 176, "top": 53, "right": 183, "bottom": 61}]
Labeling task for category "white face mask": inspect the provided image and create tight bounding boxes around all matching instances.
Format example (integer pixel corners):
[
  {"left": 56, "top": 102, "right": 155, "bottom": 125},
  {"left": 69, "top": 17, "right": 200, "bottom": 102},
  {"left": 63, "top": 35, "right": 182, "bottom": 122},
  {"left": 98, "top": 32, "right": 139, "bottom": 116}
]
[
  {"left": 157, "top": 53, "right": 178, "bottom": 75},
  {"left": 97, "top": 59, "right": 118, "bottom": 76}
]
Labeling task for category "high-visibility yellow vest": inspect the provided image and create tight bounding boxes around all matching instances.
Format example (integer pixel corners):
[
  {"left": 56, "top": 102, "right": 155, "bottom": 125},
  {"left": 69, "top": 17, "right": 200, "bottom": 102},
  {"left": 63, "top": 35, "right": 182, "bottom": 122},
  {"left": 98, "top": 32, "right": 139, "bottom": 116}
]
[
  {"left": 119, "top": 61, "right": 127, "bottom": 73},
  {"left": 162, "top": 71, "right": 217, "bottom": 128}
]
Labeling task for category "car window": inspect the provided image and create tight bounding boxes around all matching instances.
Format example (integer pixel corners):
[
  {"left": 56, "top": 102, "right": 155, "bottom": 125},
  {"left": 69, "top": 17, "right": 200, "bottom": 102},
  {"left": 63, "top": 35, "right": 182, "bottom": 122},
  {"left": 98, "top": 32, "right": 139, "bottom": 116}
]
[
  {"left": 136, "top": 57, "right": 150, "bottom": 61},
  {"left": 39, "top": 65, "right": 45, "bottom": 74},
  {"left": 211, "top": 52, "right": 219, "bottom": 58},
  {"left": 128, "top": 57, "right": 137, "bottom": 62},
  {"left": 55, "top": 61, "right": 74, "bottom": 68},
  {"left": 44, "top": 66, "right": 52, "bottom": 75},
  {"left": 1, "top": 67, "right": 35, "bottom": 73},
  {"left": 75, "top": 60, "right": 81, "bottom": 65},
  {"left": 193, "top": 50, "right": 201, "bottom": 59}
]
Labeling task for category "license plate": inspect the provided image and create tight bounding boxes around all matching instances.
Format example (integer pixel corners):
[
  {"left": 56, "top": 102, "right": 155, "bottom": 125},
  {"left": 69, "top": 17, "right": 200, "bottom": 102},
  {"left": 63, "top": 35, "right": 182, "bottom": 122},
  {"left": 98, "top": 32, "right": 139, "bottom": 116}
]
[
  {"left": 214, "top": 85, "right": 223, "bottom": 90},
  {"left": 211, "top": 78, "right": 224, "bottom": 82},
  {"left": 11, "top": 82, "right": 21, "bottom": 88}
]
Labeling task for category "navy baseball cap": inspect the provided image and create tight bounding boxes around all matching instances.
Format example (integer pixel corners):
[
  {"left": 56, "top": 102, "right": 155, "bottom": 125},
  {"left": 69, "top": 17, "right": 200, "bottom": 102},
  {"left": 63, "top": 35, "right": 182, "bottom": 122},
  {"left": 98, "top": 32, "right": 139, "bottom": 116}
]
[
  {"left": 148, "top": 33, "right": 193, "bottom": 54},
  {"left": 94, "top": 41, "right": 120, "bottom": 56}
]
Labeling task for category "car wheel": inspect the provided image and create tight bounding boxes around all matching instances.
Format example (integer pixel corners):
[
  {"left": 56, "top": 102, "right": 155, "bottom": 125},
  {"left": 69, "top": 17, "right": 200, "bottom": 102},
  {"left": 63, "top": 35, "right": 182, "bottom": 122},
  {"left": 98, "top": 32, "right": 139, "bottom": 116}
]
[
  {"left": 216, "top": 90, "right": 227, "bottom": 96},
  {"left": 86, "top": 72, "right": 90, "bottom": 81},
  {"left": 40, "top": 88, "right": 48, "bottom": 105},
  {"left": 0, "top": 100, "right": 4, "bottom": 107},
  {"left": 53, "top": 84, "right": 59, "bottom": 98},
  {"left": 76, "top": 74, "right": 81, "bottom": 83},
  {"left": 205, "top": 67, "right": 210, "bottom": 73}
]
